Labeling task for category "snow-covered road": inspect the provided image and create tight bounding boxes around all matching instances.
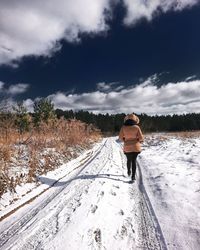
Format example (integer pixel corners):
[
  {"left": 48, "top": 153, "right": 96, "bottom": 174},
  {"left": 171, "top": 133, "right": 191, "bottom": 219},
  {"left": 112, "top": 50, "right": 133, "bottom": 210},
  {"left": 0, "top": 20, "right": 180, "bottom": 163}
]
[
  {"left": 1, "top": 136, "right": 199, "bottom": 250},
  {"left": 0, "top": 138, "right": 165, "bottom": 250}
]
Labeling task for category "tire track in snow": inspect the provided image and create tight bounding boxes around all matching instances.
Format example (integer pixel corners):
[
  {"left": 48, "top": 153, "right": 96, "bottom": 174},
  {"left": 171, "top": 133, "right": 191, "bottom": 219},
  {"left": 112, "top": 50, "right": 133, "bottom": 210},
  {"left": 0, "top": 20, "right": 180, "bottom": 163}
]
[
  {"left": 0, "top": 139, "right": 108, "bottom": 249},
  {"left": 0, "top": 151, "right": 93, "bottom": 223},
  {"left": 136, "top": 159, "right": 168, "bottom": 250}
]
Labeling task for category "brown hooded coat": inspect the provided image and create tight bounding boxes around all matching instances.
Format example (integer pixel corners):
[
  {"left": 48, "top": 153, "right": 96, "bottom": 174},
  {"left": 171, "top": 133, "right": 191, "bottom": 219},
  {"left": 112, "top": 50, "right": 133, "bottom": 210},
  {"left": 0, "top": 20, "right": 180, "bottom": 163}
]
[{"left": 119, "top": 115, "right": 144, "bottom": 153}]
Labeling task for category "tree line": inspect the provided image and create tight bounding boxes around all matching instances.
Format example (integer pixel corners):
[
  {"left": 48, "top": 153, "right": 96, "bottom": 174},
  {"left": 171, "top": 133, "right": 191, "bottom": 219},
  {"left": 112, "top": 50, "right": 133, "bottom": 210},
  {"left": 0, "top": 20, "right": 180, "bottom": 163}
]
[
  {"left": 1, "top": 98, "right": 200, "bottom": 134},
  {"left": 55, "top": 109, "right": 200, "bottom": 133}
]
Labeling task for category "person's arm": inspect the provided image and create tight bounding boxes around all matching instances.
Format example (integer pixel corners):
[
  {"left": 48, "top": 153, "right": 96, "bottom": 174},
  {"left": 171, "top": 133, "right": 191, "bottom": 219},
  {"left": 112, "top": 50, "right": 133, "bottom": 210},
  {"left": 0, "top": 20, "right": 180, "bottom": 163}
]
[
  {"left": 119, "top": 127, "right": 125, "bottom": 141},
  {"left": 137, "top": 126, "right": 144, "bottom": 142}
]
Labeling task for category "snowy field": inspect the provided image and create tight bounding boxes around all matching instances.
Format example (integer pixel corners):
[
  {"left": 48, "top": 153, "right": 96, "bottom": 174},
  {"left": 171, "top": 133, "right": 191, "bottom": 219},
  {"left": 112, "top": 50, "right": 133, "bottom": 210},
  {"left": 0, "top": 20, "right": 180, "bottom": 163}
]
[
  {"left": 139, "top": 133, "right": 200, "bottom": 250},
  {"left": 0, "top": 134, "right": 200, "bottom": 250}
]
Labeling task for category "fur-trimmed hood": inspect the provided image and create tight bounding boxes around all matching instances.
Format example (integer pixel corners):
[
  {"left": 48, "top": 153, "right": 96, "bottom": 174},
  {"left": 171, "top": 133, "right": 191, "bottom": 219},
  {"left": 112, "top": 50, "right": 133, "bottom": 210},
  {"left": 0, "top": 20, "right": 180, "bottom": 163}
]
[{"left": 124, "top": 114, "right": 140, "bottom": 124}]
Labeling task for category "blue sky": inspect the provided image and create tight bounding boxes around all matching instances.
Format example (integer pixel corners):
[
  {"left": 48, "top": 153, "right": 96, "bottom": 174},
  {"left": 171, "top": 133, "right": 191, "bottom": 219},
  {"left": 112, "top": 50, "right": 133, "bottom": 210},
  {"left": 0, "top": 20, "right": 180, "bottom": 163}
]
[{"left": 0, "top": 0, "right": 200, "bottom": 115}]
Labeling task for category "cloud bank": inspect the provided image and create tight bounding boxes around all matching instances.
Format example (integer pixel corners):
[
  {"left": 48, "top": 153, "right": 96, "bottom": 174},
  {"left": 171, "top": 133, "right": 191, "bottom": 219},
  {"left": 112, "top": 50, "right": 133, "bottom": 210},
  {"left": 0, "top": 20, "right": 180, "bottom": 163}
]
[
  {"left": 45, "top": 77, "right": 200, "bottom": 115},
  {"left": 1, "top": 76, "right": 200, "bottom": 115},
  {"left": 0, "top": 0, "right": 198, "bottom": 65}
]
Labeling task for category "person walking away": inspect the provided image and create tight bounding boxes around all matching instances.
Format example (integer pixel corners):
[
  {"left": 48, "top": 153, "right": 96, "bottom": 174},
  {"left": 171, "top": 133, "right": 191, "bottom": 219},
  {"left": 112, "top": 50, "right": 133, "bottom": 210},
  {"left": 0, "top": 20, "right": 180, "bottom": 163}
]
[{"left": 119, "top": 114, "right": 144, "bottom": 182}]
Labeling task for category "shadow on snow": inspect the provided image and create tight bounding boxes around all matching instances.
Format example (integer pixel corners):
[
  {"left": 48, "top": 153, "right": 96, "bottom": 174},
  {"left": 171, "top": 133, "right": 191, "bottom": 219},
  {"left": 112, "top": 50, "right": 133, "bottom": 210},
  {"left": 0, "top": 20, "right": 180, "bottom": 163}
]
[{"left": 38, "top": 173, "right": 130, "bottom": 187}]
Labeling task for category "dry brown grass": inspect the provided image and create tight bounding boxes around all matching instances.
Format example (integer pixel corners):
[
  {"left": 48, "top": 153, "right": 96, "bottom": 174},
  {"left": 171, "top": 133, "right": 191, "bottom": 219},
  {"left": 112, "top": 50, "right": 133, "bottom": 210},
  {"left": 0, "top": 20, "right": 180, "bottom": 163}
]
[
  {"left": 167, "top": 130, "right": 200, "bottom": 139},
  {"left": 145, "top": 130, "right": 200, "bottom": 140},
  {"left": 0, "top": 117, "right": 101, "bottom": 197}
]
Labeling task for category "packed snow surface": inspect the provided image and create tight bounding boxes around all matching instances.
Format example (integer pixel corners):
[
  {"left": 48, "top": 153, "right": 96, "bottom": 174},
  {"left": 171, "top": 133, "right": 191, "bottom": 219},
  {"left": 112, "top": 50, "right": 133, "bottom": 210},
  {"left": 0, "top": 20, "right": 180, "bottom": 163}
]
[{"left": 0, "top": 135, "right": 199, "bottom": 250}]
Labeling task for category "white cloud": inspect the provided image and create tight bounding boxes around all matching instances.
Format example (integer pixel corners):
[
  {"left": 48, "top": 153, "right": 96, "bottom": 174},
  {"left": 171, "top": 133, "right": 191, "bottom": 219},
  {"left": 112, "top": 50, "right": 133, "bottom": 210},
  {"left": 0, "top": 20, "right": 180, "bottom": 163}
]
[
  {"left": 97, "top": 82, "right": 112, "bottom": 91},
  {"left": 123, "top": 0, "right": 198, "bottom": 25},
  {"left": 97, "top": 82, "right": 123, "bottom": 92},
  {"left": 7, "top": 83, "right": 29, "bottom": 95},
  {"left": 0, "top": 0, "right": 113, "bottom": 65},
  {"left": 39, "top": 77, "right": 200, "bottom": 115},
  {"left": 185, "top": 75, "right": 197, "bottom": 81},
  {"left": 0, "top": 81, "right": 29, "bottom": 95},
  {"left": 23, "top": 98, "right": 34, "bottom": 112},
  {"left": 0, "top": 0, "right": 199, "bottom": 65}
]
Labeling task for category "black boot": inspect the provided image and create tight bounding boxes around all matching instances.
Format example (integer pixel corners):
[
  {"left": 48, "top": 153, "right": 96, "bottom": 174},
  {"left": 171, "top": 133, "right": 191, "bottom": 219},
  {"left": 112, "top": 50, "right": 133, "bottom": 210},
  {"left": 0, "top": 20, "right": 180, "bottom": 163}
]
[{"left": 131, "top": 176, "right": 136, "bottom": 181}]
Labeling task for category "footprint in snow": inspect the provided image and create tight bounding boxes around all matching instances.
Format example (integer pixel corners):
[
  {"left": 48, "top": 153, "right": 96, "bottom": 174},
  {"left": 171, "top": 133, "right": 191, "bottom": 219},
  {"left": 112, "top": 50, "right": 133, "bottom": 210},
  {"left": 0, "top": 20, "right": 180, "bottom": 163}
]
[
  {"left": 100, "top": 191, "right": 104, "bottom": 196},
  {"left": 116, "top": 217, "right": 135, "bottom": 240},
  {"left": 110, "top": 190, "right": 117, "bottom": 196},
  {"left": 96, "top": 191, "right": 104, "bottom": 203},
  {"left": 87, "top": 228, "right": 101, "bottom": 247},
  {"left": 119, "top": 209, "right": 124, "bottom": 216},
  {"left": 84, "top": 185, "right": 89, "bottom": 194},
  {"left": 91, "top": 205, "right": 98, "bottom": 213},
  {"left": 94, "top": 228, "right": 101, "bottom": 244},
  {"left": 115, "top": 225, "right": 127, "bottom": 240},
  {"left": 120, "top": 225, "right": 128, "bottom": 238}
]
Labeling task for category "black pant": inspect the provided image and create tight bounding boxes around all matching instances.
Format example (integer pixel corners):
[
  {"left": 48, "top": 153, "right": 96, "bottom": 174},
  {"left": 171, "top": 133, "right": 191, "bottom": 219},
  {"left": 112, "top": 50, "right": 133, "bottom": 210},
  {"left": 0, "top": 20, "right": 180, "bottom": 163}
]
[{"left": 124, "top": 152, "right": 139, "bottom": 179}]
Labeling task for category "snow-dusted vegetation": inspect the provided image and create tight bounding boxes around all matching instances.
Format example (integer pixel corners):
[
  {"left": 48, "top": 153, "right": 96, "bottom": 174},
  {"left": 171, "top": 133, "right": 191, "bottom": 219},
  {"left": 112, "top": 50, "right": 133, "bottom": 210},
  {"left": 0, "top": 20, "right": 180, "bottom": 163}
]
[{"left": 0, "top": 100, "right": 101, "bottom": 202}]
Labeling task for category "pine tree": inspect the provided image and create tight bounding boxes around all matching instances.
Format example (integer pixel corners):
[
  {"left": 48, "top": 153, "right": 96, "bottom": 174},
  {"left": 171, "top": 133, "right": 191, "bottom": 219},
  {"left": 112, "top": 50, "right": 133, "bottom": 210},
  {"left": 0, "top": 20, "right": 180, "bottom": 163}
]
[{"left": 33, "top": 98, "right": 56, "bottom": 127}]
